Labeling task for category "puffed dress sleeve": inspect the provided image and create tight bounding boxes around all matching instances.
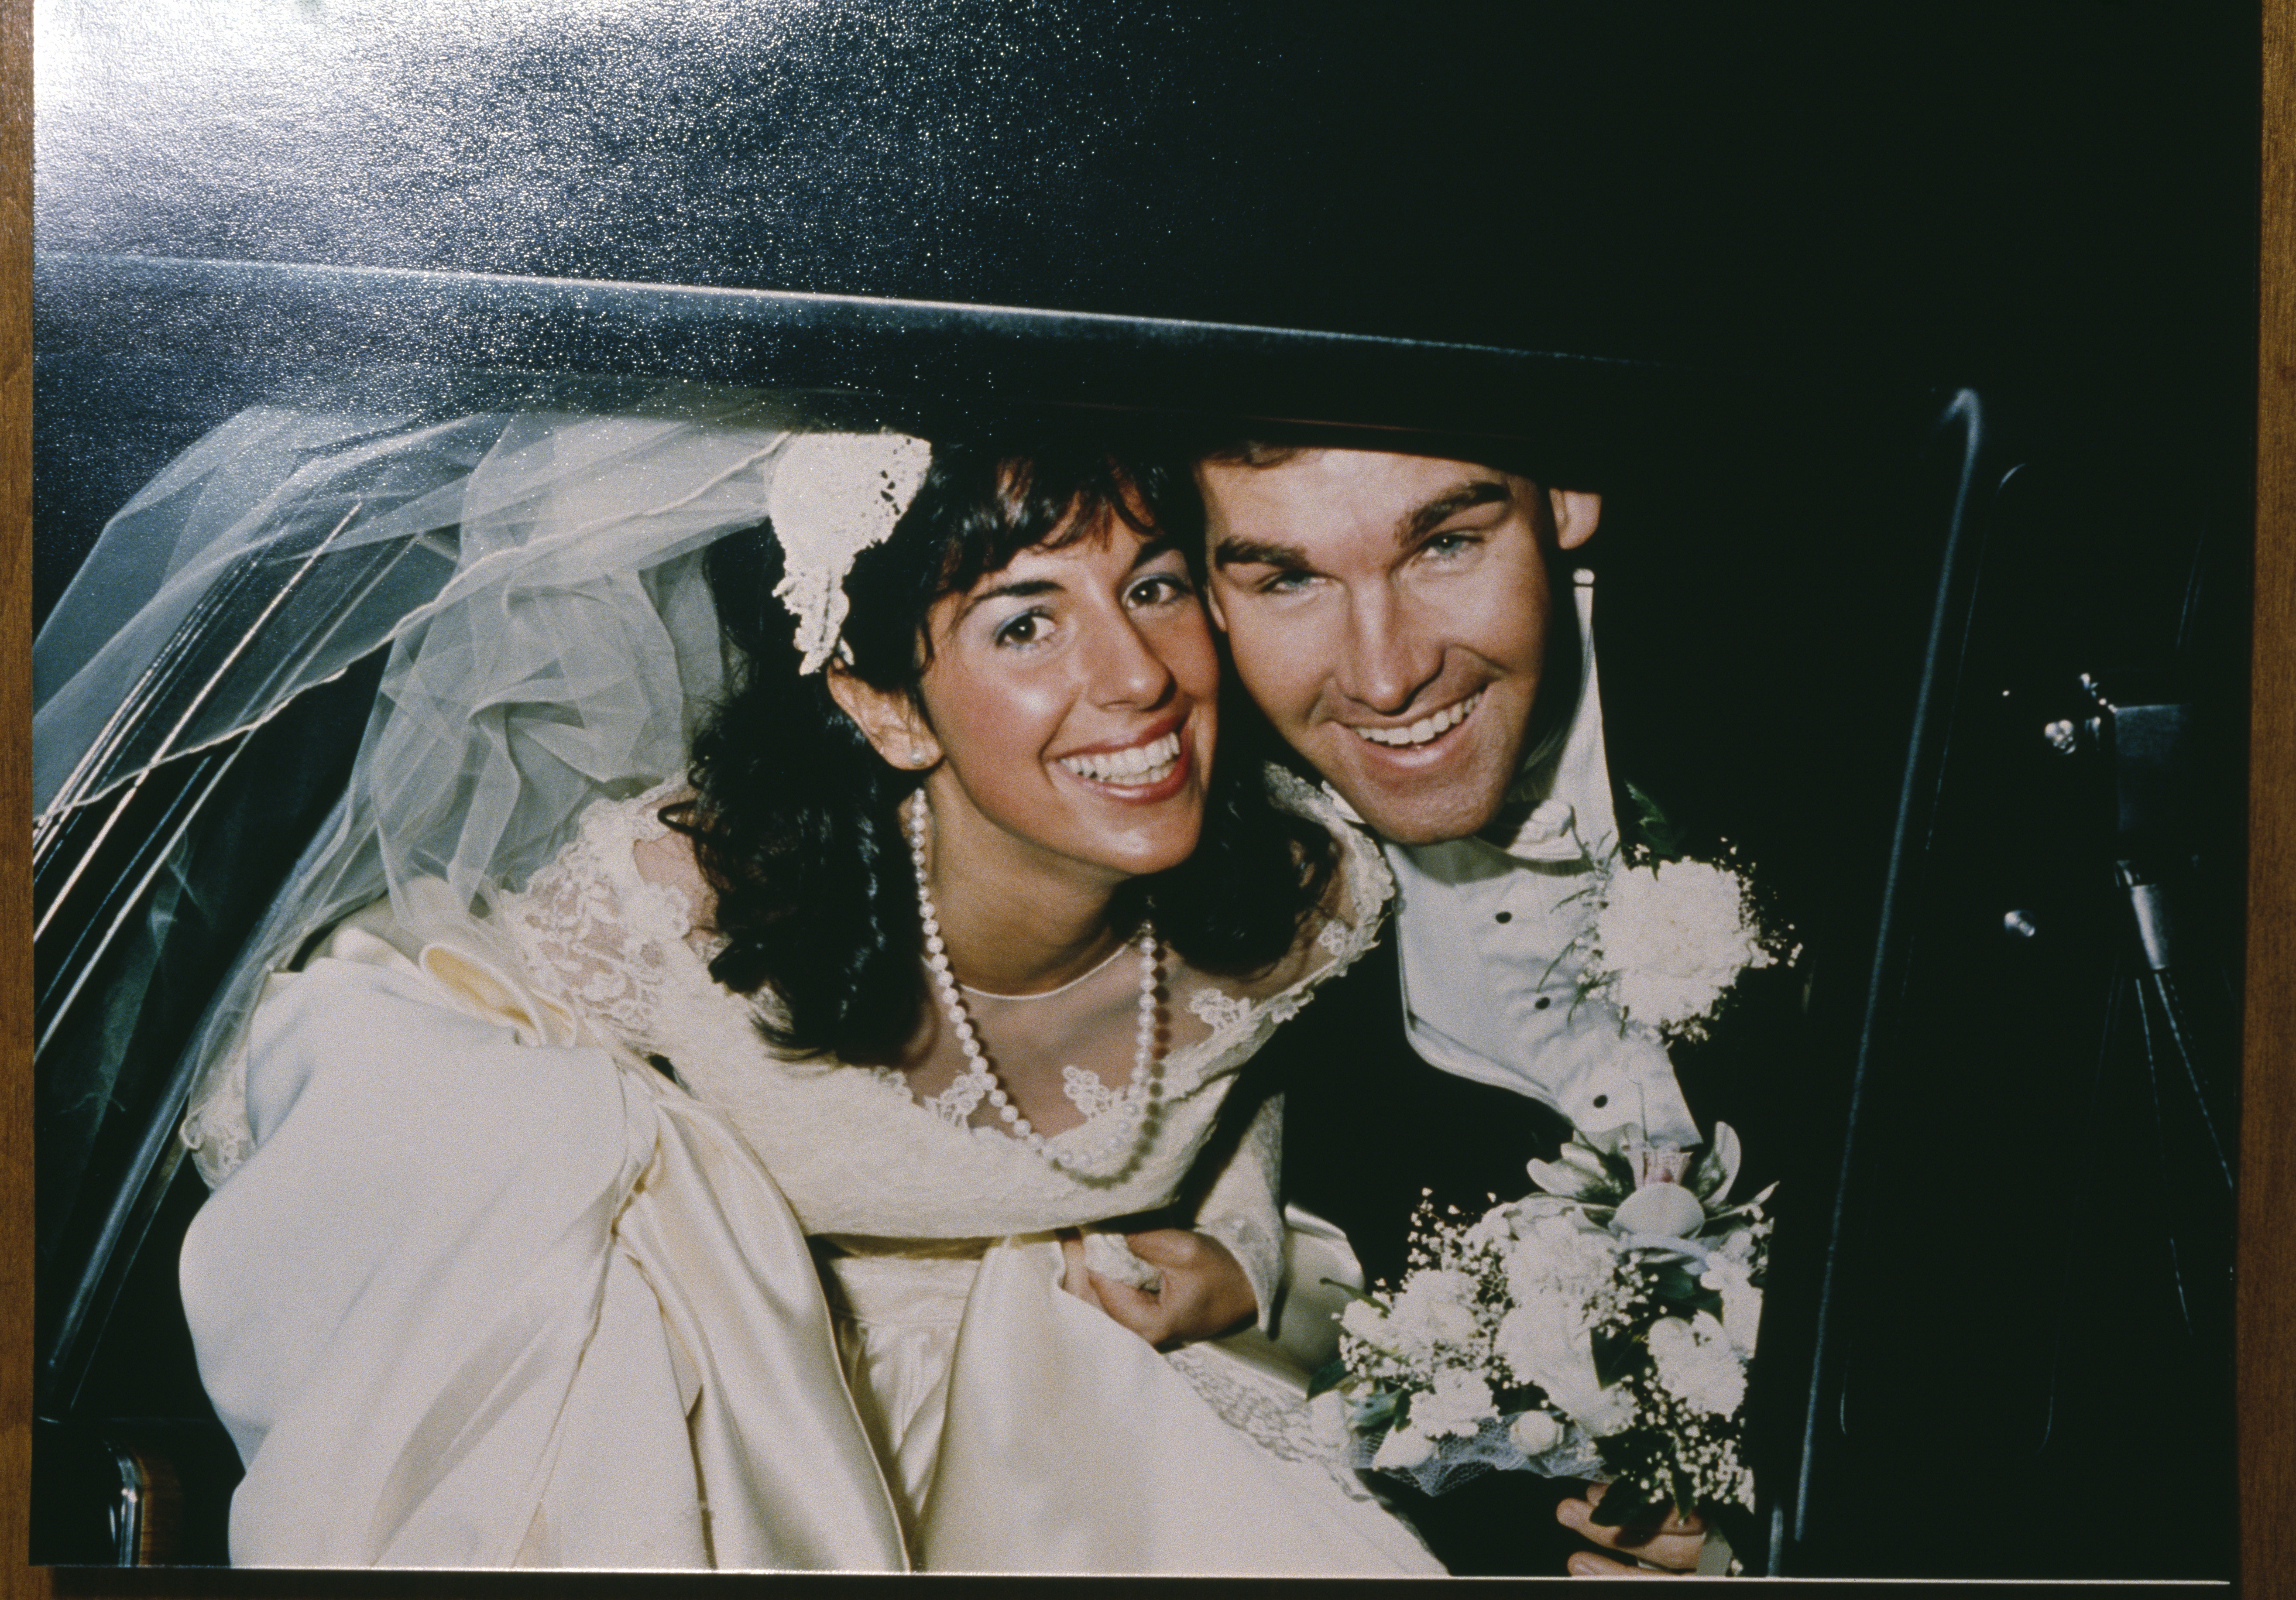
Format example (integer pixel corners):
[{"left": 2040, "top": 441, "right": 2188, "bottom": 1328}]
[{"left": 179, "top": 925, "right": 907, "bottom": 1569}]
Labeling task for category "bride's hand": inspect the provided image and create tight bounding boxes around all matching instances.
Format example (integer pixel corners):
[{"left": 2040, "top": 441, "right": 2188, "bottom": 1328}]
[
  {"left": 1058, "top": 1229, "right": 1257, "bottom": 1349},
  {"left": 1558, "top": 1483, "right": 1709, "bottom": 1577}
]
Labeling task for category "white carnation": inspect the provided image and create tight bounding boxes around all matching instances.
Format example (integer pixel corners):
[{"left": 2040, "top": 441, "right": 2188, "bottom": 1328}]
[
  {"left": 1495, "top": 1290, "right": 1582, "bottom": 1377},
  {"left": 1385, "top": 1269, "right": 1482, "bottom": 1357},
  {"left": 1647, "top": 1311, "right": 1748, "bottom": 1418},
  {"left": 1575, "top": 1382, "right": 1640, "bottom": 1437},
  {"left": 1496, "top": 1285, "right": 1648, "bottom": 1437},
  {"left": 1589, "top": 858, "right": 1772, "bottom": 1038},
  {"left": 1502, "top": 1216, "right": 1616, "bottom": 1308},
  {"left": 1496, "top": 1293, "right": 1598, "bottom": 1407},
  {"left": 1413, "top": 1370, "right": 1498, "bottom": 1440},
  {"left": 1339, "top": 1298, "right": 1389, "bottom": 1343}
]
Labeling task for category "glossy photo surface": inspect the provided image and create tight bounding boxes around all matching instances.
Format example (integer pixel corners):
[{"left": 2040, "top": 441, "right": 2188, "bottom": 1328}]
[{"left": 28, "top": 2, "right": 2256, "bottom": 1582}]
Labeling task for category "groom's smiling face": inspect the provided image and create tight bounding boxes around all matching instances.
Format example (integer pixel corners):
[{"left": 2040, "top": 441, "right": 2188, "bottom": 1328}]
[{"left": 1200, "top": 449, "right": 1598, "bottom": 845}]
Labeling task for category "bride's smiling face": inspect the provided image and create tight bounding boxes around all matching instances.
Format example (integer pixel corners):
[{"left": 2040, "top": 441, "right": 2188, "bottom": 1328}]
[{"left": 908, "top": 524, "right": 1219, "bottom": 888}]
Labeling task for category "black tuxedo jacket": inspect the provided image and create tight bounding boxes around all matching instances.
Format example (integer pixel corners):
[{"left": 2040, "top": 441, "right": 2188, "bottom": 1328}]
[
  {"left": 1227, "top": 572, "right": 1813, "bottom": 1574},
  {"left": 1242, "top": 932, "right": 1593, "bottom": 1575}
]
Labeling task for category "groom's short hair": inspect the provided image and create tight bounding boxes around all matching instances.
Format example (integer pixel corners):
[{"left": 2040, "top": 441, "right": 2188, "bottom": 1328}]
[
  {"left": 1194, "top": 432, "right": 1563, "bottom": 490},
  {"left": 1200, "top": 439, "right": 1308, "bottom": 469}
]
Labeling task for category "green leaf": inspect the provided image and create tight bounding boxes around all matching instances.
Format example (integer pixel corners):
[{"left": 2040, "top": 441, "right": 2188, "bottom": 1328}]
[
  {"left": 1306, "top": 1359, "right": 1349, "bottom": 1399},
  {"left": 1591, "top": 1140, "right": 1640, "bottom": 1194},
  {"left": 1688, "top": 1143, "right": 1730, "bottom": 1201},
  {"left": 1702, "top": 1184, "right": 1777, "bottom": 1228},
  {"left": 1591, "top": 1329, "right": 1646, "bottom": 1387},
  {"left": 1622, "top": 781, "right": 1690, "bottom": 861},
  {"left": 1652, "top": 1264, "right": 1706, "bottom": 1302}
]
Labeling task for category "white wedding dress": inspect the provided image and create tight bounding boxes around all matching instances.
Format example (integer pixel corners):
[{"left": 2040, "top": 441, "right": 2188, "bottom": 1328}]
[{"left": 181, "top": 773, "right": 1441, "bottom": 1574}]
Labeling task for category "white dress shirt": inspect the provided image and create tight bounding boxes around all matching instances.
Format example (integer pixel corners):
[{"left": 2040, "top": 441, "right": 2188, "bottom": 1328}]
[{"left": 1373, "top": 570, "right": 1699, "bottom": 1144}]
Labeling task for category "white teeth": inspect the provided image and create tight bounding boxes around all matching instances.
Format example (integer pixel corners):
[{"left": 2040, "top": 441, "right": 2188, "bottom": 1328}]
[
  {"left": 1059, "top": 731, "right": 1182, "bottom": 785},
  {"left": 1352, "top": 689, "right": 1483, "bottom": 748}
]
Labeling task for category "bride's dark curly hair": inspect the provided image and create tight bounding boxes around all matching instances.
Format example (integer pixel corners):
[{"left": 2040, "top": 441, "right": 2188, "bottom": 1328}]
[{"left": 669, "top": 437, "right": 1338, "bottom": 1066}]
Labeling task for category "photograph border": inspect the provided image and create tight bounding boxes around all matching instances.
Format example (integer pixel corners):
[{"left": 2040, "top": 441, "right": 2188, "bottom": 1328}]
[{"left": 5, "top": 3, "right": 2287, "bottom": 1594}]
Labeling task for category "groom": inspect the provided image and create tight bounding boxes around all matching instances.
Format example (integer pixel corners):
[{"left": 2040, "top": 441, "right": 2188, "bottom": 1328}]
[{"left": 1194, "top": 443, "right": 1723, "bottom": 1577}]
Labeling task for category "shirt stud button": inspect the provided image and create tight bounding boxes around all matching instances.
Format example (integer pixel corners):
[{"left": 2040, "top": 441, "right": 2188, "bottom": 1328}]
[
  {"left": 1591, "top": 1094, "right": 1608, "bottom": 1109},
  {"left": 1534, "top": 996, "right": 1551, "bottom": 1010},
  {"left": 1494, "top": 911, "right": 1512, "bottom": 924}
]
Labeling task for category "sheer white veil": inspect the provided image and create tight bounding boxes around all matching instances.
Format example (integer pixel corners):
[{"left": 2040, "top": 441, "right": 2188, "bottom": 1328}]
[{"left": 34, "top": 387, "right": 913, "bottom": 1185}]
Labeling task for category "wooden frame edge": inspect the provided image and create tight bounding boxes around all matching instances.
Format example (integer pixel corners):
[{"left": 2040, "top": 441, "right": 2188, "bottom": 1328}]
[
  {"left": 7, "top": 0, "right": 39, "bottom": 1589},
  {"left": 2240, "top": 1, "right": 2294, "bottom": 1596}
]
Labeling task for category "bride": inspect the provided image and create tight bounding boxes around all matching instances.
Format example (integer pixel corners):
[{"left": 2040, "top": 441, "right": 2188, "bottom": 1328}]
[{"left": 154, "top": 406, "right": 1440, "bottom": 1573}]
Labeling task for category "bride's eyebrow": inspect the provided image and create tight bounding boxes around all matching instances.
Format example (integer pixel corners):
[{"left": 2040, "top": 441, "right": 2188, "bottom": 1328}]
[
  {"left": 955, "top": 578, "right": 1062, "bottom": 622},
  {"left": 1129, "top": 534, "right": 1184, "bottom": 569}
]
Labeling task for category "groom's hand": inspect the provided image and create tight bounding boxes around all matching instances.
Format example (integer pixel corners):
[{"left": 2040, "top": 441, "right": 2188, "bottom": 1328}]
[
  {"left": 1058, "top": 1228, "right": 1257, "bottom": 1348},
  {"left": 1558, "top": 1483, "right": 1709, "bottom": 1577}
]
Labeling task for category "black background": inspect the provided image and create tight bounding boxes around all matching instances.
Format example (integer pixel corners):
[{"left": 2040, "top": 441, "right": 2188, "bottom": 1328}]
[{"left": 33, "top": 0, "right": 2259, "bottom": 616}]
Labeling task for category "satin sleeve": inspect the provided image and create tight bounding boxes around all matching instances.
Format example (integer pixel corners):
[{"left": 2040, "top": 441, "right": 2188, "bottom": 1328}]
[{"left": 1190, "top": 1092, "right": 1284, "bottom": 1333}]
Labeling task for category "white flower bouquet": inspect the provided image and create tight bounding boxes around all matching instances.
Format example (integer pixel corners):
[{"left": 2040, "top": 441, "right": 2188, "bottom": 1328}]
[{"left": 1315, "top": 1122, "right": 1773, "bottom": 1539}]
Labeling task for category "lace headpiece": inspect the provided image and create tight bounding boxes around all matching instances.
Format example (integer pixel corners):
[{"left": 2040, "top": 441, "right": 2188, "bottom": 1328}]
[{"left": 767, "top": 431, "right": 932, "bottom": 673}]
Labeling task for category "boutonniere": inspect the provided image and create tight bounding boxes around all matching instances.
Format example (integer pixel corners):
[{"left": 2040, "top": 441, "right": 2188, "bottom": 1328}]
[{"left": 1567, "top": 784, "right": 1797, "bottom": 1043}]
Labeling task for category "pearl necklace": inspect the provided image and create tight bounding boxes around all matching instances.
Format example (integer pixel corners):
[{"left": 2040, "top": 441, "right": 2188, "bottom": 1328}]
[{"left": 907, "top": 790, "right": 1161, "bottom": 1175}]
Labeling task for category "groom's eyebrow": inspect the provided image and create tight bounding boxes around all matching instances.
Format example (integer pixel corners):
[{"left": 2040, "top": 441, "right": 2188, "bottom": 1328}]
[
  {"left": 1211, "top": 535, "right": 1310, "bottom": 570},
  {"left": 1396, "top": 480, "right": 1510, "bottom": 547}
]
